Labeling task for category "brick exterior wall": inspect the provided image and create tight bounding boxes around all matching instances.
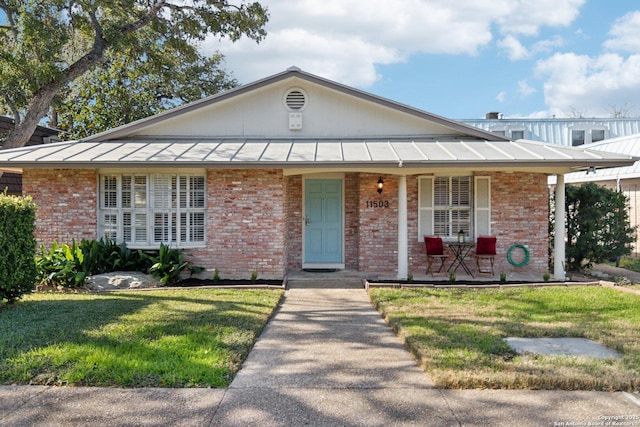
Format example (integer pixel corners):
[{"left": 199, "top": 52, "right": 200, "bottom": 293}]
[
  {"left": 285, "top": 175, "right": 303, "bottom": 270},
  {"left": 344, "top": 173, "right": 360, "bottom": 269},
  {"left": 485, "top": 172, "right": 549, "bottom": 275},
  {"left": 357, "top": 174, "right": 399, "bottom": 272},
  {"left": 23, "top": 169, "right": 98, "bottom": 246},
  {"left": 188, "top": 169, "right": 286, "bottom": 280},
  {"left": 404, "top": 172, "right": 549, "bottom": 276},
  {"left": 24, "top": 168, "right": 549, "bottom": 280},
  {"left": 345, "top": 172, "right": 549, "bottom": 276}
]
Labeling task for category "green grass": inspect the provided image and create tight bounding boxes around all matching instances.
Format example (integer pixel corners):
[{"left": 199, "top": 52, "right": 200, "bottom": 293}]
[
  {"left": 0, "top": 289, "right": 283, "bottom": 387},
  {"left": 618, "top": 256, "right": 640, "bottom": 273},
  {"left": 370, "top": 286, "right": 640, "bottom": 391}
]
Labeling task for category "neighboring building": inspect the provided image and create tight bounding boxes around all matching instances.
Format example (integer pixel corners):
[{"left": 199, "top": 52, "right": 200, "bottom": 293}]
[
  {"left": 462, "top": 114, "right": 640, "bottom": 147},
  {"left": 0, "top": 68, "right": 633, "bottom": 280},
  {"left": 556, "top": 135, "right": 640, "bottom": 253},
  {"left": 0, "top": 116, "right": 60, "bottom": 194}
]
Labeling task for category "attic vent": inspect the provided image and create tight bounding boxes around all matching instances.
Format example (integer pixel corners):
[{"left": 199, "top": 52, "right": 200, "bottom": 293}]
[{"left": 284, "top": 88, "right": 307, "bottom": 111}]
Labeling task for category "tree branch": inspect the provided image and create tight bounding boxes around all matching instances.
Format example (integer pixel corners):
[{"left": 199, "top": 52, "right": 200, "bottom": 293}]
[{"left": 0, "top": 0, "right": 19, "bottom": 40}]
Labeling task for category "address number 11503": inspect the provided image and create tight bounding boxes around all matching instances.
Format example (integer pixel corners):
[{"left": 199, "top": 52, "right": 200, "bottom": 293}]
[{"left": 365, "top": 200, "right": 390, "bottom": 208}]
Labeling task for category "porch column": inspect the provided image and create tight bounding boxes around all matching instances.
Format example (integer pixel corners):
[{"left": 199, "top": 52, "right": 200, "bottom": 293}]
[
  {"left": 397, "top": 175, "right": 408, "bottom": 280},
  {"left": 554, "top": 174, "right": 566, "bottom": 280}
]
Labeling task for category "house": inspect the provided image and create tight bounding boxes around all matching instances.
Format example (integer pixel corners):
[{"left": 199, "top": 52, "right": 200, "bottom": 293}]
[
  {"left": 0, "top": 67, "right": 634, "bottom": 280},
  {"left": 462, "top": 114, "right": 640, "bottom": 147},
  {"left": 0, "top": 116, "right": 60, "bottom": 194},
  {"left": 555, "top": 134, "right": 640, "bottom": 253}
]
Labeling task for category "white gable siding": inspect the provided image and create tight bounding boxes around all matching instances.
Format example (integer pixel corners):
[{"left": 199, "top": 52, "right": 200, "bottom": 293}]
[{"left": 134, "top": 79, "right": 460, "bottom": 139}]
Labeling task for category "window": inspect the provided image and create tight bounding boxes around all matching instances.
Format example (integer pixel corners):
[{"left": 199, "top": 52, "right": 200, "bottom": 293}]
[
  {"left": 419, "top": 176, "right": 491, "bottom": 240},
  {"left": 510, "top": 130, "right": 525, "bottom": 140},
  {"left": 592, "top": 129, "right": 606, "bottom": 143},
  {"left": 571, "top": 130, "right": 585, "bottom": 146},
  {"left": 99, "top": 173, "right": 206, "bottom": 247}
]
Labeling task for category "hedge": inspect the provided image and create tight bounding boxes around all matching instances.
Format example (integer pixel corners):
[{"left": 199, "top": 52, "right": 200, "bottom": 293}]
[{"left": 0, "top": 193, "right": 37, "bottom": 303}]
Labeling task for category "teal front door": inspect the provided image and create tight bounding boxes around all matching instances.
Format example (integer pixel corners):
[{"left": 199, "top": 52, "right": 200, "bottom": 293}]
[{"left": 304, "top": 179, "right": 343, "bottom": 267}]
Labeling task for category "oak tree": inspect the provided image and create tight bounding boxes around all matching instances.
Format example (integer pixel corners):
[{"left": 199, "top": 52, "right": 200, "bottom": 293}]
[{"left": 0, "top": 0, "right": 268, "bottom": 147}]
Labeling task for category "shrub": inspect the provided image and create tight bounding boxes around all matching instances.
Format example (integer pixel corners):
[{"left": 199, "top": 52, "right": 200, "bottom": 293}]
[
  {"left": 78, "top": 238, "right": 152, "bottom": 274},
  {"left": 552, "top": 183, "right": 636, "bottom": 271},
  {"left": 35, "top": 241, "right": 86, "bottom": 288},
  {"left": 35, "top": 240, "right": 193, "bottom": 288},
  {"left": 0, "top": 194, "right": 37, "bottom": 303},
  {"left": 147, "top": 243, "right": 189, "bottom": 285}
]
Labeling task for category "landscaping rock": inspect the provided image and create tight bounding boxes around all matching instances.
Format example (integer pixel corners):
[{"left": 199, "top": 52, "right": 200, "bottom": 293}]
[{"left": 85, "top": 272, "right": 162, "bottom": 291}]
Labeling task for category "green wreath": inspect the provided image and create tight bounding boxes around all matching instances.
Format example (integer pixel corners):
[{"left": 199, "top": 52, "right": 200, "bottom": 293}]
[{"left": 507, "top": 244, "right": 530, "bottom": 267}]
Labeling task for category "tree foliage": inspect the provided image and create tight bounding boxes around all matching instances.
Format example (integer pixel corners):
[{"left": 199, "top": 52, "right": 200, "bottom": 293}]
[
  {"left": 562, "top": 183, "right": 635, "bottom": 271},
  {"left": 56, "top": 29, "right": 238, "bottom": 139},
  {"left": 0, "top": 0, "right": 268, "bottom": 147}
]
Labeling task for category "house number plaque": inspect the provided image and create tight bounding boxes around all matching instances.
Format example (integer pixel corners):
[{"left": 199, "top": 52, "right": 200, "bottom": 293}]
[{"left": 365, "top": 200, "right": 390, "bottom": 208}]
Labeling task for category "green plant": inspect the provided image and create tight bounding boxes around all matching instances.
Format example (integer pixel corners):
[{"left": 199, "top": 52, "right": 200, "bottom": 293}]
[
  {"left": 407, "top": 271, "right": 414, "bottom": 282},
  {"left": 250, "top": 269, "right": 258, "bottom": 284},
  {"left": 147, "top": 243, "right": 189, "bottom": 285},
  {"left": 213, "top": 268, "right": 220, "bottom": 282},
  {"left": 449, "top": 270, "right": 456, "bottom": 283},
  {"left": 35, "top": 241, "right": 87, "bottom": 288},
  {"left": 554, "top": 183, "right": 636, "bottom": 271},
  {"left": 188, "top": 265, "right": 205, "bottom": 276},
  {"left": 0, "top": 193, "right": 37, "bottom": 303},
  {"left": 500, "top": 272, "right": 507, "bottom": 284},
  {"left": 543, "top": 271, "right": 551, "bottom": 282}
]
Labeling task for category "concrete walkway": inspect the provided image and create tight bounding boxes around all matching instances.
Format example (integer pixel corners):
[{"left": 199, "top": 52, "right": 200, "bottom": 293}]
[{"left": 2, "top": 287, "right": 640, "bottom": 426}]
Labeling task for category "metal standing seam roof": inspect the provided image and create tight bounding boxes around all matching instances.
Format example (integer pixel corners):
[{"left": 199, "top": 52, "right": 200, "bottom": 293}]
[
  {"left": 0, "top": 138, "right": 635, "bottom": 171},
  {"left": 461, "top": 118, "right": 640, "bottom": 146},
  {"left": 563, "top": 134, "right": 640, "bottom": 183}
]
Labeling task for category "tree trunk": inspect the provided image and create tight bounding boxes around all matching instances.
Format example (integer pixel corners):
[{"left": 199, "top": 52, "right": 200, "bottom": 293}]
[
  {"left": 2, "top": 86, "right": 58, "bottom": 149},
  {"left": 2, "top": 27, "right": 108, "bottom": 149}
]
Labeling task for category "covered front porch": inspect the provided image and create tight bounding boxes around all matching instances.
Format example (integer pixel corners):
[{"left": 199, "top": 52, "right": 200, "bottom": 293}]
[{"left": 284, "top": 168, "right": 569, "bottom": 282}]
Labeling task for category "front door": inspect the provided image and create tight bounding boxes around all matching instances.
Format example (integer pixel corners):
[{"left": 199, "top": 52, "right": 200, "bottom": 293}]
[{"left": 304, "top": 179, "right": 344, "bottom": 268}]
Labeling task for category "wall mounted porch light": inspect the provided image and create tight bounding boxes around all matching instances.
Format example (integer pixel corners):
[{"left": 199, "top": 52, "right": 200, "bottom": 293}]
[{"left": 377, "top": 177, "right": 384, "bottom": 194}]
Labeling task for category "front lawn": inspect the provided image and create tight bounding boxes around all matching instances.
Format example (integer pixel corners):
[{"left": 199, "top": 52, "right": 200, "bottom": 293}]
[
  {"left": 370, "top": 286, "right": 640, "bottom": 391},
  {"left": 0, "top": 289, "right": 283, "bottom": 387}
]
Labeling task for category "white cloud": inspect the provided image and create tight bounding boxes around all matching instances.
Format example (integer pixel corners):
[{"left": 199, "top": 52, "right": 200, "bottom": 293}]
[
  {"left": 204, "top": 0, "right": 586, "bottom": 86},
  {"left": 535, "top": 52, "right": 640, "bottom": 117},
  {"left": 517, "top": 80, "right": 536, "bottom": 97},
  {"left": 603, "top": 11, "right": 640, "bottom": 53},
  {"left": 495, "top": 0, "right": 585, "bottom": 36},
  {"left": 498, "top": 35, "right": 528, "bottom": 60},
  {"left": 530, "top": 36, "right": 565, "bottom": 55},
  {"left": 496, "top": 91, "right": 507, "bottom": 103}
]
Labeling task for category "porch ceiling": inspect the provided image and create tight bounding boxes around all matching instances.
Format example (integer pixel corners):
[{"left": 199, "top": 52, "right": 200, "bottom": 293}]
[{"left": 0, "top": 137, "right": 635, "bottom": 174}]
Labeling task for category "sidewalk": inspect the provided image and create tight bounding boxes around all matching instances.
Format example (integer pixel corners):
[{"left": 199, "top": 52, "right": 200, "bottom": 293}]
[
  {"left": 592, "top": 263, "right": 640, "bottom": 284},
  {"left": 2, "top": 287, "right": 639, "bottom": 426}
]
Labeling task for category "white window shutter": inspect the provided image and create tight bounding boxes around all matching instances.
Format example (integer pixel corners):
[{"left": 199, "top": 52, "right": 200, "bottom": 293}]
[
  {"left": 474, "top": 176, "right": 491, "bottom": 237},
  {"left": 418, "top": 176, "right": 434, "bottom": 240}
]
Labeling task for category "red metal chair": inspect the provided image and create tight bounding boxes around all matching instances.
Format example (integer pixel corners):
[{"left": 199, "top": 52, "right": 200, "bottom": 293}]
[
  {"left": 424, "top": 236, "right": 448, "bottom": 276},
  {"left": 475, "top": 236, "right": 497, "bottom": 275}
]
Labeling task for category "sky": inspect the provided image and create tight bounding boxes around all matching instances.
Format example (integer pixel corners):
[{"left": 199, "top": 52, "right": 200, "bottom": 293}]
[{"left": 204, "top": 0, "right": 640, "bottom": 120}]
